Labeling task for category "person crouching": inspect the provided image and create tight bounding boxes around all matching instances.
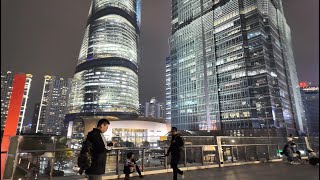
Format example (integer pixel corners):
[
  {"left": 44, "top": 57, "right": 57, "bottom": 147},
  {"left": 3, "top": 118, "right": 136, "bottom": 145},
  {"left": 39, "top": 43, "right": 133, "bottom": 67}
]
[{"left": 124, "top": 152, "right": 143, "bottom": 179}]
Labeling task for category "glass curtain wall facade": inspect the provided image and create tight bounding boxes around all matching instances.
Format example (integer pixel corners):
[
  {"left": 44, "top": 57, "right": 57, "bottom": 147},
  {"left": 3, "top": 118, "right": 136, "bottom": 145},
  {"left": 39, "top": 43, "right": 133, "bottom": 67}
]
[
  {"left": 169, "top": 0, "right": 304, "bottom": 136},
  {"left": 166, "top": 57, "right": 172, "bottom": 123},
  {"left": 301, "top": 87, "right": 319, "bottom": 136},
  {"left": 1, "top": 71, "right": 14, "bottom": 132},
  {"left": 67, "top": 0, "right": 140, "bottom": 119}
]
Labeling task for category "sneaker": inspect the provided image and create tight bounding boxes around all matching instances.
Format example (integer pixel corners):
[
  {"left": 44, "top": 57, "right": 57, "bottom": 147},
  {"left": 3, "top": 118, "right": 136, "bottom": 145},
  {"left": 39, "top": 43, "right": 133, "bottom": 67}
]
[{"left": 139, "top": 175, "right": 144, "bottom": 178}]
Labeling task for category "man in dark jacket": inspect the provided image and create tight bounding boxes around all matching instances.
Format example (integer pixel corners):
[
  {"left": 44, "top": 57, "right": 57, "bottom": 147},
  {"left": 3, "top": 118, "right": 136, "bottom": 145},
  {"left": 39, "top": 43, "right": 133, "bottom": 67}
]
[
  {"left": 85, "top": 119, "right": 113, "bottom": 180},
  {"left": 165, "top": 127, "right": 184, "bottom": 180}
]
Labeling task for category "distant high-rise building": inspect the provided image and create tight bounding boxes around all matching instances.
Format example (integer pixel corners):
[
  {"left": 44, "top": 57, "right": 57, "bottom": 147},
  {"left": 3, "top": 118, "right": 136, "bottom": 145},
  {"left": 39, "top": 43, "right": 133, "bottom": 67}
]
[
  {"left": 144, "top": 97, "right": 165, "bottom": 119},
  {"left": 31, "top": 103, "right": 40, "bottom": 133},
  {"left": 1, "top": 71, "right": 32, "bottom": 134},
  {"left": 169, "top": 0, "right": 305, "bottom": 136},
  {"left": 36, "top": 75, "right": 71, "bottom": 135},
  {"left": 300, "top": 84, "right": 319, "bottom": 136},
  {"left": 165, "top": 57, "right": 172, "bottom": 123},
  {"left": 138, "top": 103, "right": 145, "bottom": 116}
]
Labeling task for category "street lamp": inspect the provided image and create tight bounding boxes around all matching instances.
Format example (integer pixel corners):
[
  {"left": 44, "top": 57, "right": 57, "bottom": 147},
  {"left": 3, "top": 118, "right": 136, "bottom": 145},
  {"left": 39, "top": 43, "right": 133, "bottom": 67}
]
[{"left": 50, "top": 137, "right": 56, "bottom": 179}]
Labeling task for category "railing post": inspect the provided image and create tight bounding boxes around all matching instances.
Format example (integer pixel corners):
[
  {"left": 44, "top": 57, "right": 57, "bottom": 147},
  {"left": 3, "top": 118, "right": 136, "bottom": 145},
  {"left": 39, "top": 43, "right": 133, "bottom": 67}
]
[
  {"left": 255, "top": 145, "right": 259, "bottom": 161},
  {"left": 116, "top": 149, "right": 120, "bottom": 176},
  {"left": 277, "top": 145, "right": 281, "bottom": 159},
  {"left": 267, "top": 145, "right": 270, "bottom": 160},
  {"left": 235, "top": 146, "right": 239, "bottom": 161},
  {"left": 231, "top": 146, "right": 234, "bottom": 163},
  {"left": 201, "top": 146, "right": 204, "bottom": 166},
  {"left": 50, "top": 137, "right": 56, "bottom": 180},
  {"left": 164, "top": 147, "right": 168, "bottom": 169},
  {"left": 304, "top": 137, "right": 311, "bottom": 150},
  {"left": 11, "top": 136, "right": 23, "bottom": 180},
  {"left": 216, "top": 136, "right": 224, "bottom": 167},
  {"left": 142, "top": 148, "right": 145, "bottom": 172},
  {"left": 244, "top": 146, "right": 247, "bottom": 162},
  {"left": 50, "top": 153, "right": 55, "bottom": 180},
  {"left": 184, "top": 147, "right": 187, "bottom": 167}
]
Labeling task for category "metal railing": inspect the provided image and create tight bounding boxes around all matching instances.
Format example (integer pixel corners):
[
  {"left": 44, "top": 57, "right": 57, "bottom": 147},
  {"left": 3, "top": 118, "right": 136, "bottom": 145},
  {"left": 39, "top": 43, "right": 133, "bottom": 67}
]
[{"left": 1, "top": 136, "right": 318, "bottom": 179}]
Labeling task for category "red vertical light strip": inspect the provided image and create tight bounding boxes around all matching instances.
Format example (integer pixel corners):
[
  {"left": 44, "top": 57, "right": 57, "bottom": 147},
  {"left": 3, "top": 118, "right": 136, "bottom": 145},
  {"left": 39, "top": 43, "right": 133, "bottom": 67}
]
[{"left": 1, "top": 74, "right": 26, "bottom": 180}]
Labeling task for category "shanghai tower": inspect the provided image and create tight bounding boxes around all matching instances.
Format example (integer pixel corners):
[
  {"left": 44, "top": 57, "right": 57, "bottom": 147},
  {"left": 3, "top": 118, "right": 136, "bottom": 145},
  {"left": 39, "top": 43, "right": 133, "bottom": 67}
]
[{"left": 66, "top": 0, "right": 140, "bottom": 129}]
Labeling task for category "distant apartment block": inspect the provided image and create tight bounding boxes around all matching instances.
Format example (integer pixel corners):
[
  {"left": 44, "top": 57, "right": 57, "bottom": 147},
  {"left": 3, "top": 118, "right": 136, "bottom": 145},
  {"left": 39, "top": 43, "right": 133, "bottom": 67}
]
[
  {"left": 36, "top": 75, "right": 71, "bottom": 135},
  {"left": 1, "top": 71, "right": 32, "bottom": 134}
]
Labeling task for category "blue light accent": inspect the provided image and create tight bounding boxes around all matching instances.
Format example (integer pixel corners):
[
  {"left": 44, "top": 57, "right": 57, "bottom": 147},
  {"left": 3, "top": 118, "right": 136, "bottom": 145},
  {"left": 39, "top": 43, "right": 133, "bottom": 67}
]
[{"left": 136, "top": 0, "right": 141, "bottom": 27}]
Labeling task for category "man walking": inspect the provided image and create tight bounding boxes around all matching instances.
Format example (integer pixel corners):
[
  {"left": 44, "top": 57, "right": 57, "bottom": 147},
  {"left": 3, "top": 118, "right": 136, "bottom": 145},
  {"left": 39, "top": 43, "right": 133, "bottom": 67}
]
[
  {"left": 82, "top": 119, "right": 113, "bottom": 180},
  {"left": 165, "top": 127, "right": 184, "bottom": 180}
]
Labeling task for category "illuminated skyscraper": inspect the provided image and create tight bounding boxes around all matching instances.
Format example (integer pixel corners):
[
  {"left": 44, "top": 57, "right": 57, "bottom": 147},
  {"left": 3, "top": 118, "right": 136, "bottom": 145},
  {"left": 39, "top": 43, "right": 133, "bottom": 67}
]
[
  {"left": 300, "top": 84, "right": 319, "bottom": 136},
  {"left": 31, "top": 103, "right": 40, "bottom": 133},
  {"left": 36, "top": 76, "right": 71, "bottom": 135},
  {"left": 165, "top": 57, "right": 172, "bottom": 123},
  {"left": 144, "top": 97, "right": 165, "bottom": 119},
  {"left": 67, "top": 0, "right": 140, "bottom": 122},
  {"left": 1, "top": 71, "right": 32, "bottom": 134},
  {"left": 169, "top": 0, "right": 305, "bottom": 136}
]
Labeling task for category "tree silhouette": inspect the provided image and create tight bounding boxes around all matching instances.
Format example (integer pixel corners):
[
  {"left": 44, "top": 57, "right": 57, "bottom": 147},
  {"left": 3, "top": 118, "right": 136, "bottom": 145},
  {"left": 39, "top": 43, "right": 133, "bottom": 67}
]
[{"left": 54, "top": 137, "right": 73, "bottom": 170}]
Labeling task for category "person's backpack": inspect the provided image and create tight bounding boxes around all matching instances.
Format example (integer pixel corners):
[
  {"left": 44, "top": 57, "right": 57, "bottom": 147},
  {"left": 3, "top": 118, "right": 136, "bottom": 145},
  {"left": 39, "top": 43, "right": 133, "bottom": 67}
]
[{"left": 77, "top": 139, "right": 93, "bottom": 175}]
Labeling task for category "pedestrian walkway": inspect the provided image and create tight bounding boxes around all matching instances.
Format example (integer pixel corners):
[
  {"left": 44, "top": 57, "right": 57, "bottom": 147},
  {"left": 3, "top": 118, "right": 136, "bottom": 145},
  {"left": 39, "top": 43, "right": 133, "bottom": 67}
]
[
  {"left": 48, "top": 162, "right": 319, "bottom": 180},
  {"left": 138, "top": 163, "right": 319, "bottom": 180}
]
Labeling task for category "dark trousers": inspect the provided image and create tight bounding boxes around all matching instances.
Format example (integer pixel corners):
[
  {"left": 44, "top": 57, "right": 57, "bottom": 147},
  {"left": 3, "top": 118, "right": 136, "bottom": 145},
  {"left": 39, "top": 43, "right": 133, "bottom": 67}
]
[
  {"left": 170, "top": 155, "right": 183, "bottom": 180},
  {"left": 124, "top": 163, "right": 141, "bottom": 177},
  {"left": 87, "top": 175, "right": 102, "bottom": 180}
]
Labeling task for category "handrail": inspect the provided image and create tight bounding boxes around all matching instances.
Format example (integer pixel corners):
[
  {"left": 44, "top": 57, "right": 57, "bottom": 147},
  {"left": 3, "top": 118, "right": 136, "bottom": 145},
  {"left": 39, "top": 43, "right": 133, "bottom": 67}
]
[
  {"left": 17, "top": 145, "right": 216, "bottom": 153},
  {"left": 2, "top": 136, "right": 318, "bottom": 180}
]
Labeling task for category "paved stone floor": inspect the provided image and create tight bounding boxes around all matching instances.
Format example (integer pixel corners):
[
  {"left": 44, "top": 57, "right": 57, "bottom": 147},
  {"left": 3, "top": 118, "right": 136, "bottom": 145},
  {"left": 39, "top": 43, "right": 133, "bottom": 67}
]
[{"left": 134, "top": 163, "right": 319, "bottom": 180}]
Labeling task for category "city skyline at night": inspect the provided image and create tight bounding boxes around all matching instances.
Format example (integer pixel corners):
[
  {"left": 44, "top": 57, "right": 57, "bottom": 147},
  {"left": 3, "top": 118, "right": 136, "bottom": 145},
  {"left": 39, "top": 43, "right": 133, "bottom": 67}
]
[{"left": 1, "top": 0, "right": 319, "bottom": 127}]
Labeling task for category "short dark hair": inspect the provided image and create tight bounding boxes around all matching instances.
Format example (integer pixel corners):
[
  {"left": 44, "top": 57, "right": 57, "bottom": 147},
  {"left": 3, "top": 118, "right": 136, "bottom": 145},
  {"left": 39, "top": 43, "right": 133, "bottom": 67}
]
[
  {"left": 127, "top": 152, "right": 134, "bottom": 159},
  {"left": 171, "top": 127, "right": 178, "bottom": 132},
  {"left": 97, "top": 119, "right": 110, "bottom": 127}
]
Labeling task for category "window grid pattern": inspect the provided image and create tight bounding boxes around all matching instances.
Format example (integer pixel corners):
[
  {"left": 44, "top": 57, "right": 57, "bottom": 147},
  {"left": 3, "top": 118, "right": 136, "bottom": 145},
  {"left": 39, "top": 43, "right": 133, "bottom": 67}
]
[
  {"left": 169, "top": 0, "right": 302, "bottom": 136},
  {"left": 68, "top": 67, "right": 139, "bottom": 115}
]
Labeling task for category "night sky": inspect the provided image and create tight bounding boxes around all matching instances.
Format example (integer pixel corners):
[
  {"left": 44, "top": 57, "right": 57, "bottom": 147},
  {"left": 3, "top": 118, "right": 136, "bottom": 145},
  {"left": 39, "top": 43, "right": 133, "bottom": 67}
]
[{"left": 1, "top": 0, "right": 319, "bottom": 125}]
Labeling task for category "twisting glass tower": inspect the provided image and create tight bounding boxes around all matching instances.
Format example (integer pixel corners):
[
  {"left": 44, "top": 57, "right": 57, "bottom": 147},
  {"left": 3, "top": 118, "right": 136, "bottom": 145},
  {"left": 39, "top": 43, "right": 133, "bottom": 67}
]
[{"left": 67, "top": 0, "right": 140, "bottom": 122}]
